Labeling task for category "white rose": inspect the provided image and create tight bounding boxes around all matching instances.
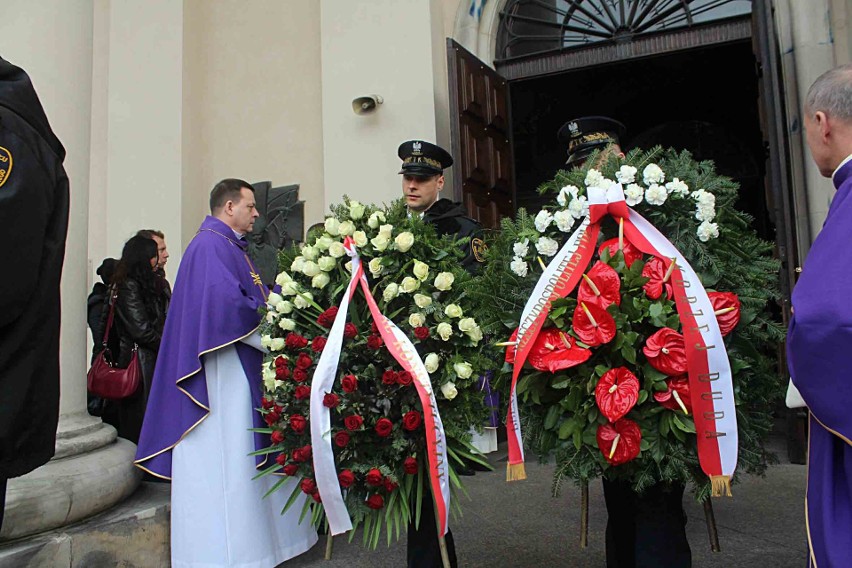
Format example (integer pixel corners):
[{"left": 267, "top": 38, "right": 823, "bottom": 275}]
[
  {"left": 290, "top": 256, "right": 306, "bottom": 273},
  {"left": 409, "top": 312, "right": 426, "bottom": 328},
  {"left": 616, "top": 165, "right": 637, "bottom": 184},
  {"left": 265, "top": 311, "right": 279, "bottom": 324},
  {"left": 510, "top": 257, "right": 528, "bottom": 277},
  {"left": 383, "top": 283, "right": 400, "bottom": 302},
  {"left": 513, "top": 238, "right": 529, "bottom": 257},
  {"left": 378, "top": 224, "right": 394, "bottom": 239},
  {"left": 260, "top": 334, "right": 272, "bottom": 348},
  {"left": 440, "top": 381, "right": 458, "bottom": 400},
  {"left": 353, "top": 230, "right": 368, "bottom": 247},
  {"left": 367, "top": 210, "right": 386, "bottom": 229},
  {"left": 645, "top": 184, "right": 668, "bottom": 206},
  {"left": 338, "top": 220, "right": 355, "bottom": 236},
  {"left": 466, "top": 325, "right": 483, "bottom": 343},
  {"left": 276, "top": 300, "right": 293, "bottom": 314},
  {"left": 301, "top": 245, "right": 318, "bottom": 260},
  {"left": 316, "top": 235, "right": 334, "bottom": 251},
  {"left": 554, "top": 210, "right": 574, "bottom": 232},
  {"left": 425, "top": 353, "right": 441, "bottom": 373},
  {"left": 534, "top": 209, "right": 553, "bottom": 232},
  {"left": 624, "top": 183, "right": 644, "bottom": 206},
  {"left": 695, "top": 204, "right": 716, "bottom": 222},
  {"left": 278, "top": 317, "right": 296, "bottom": 331},
  {"left": 368, "top": 257, "right": 384, "bottom": 277},
  {"left": 318, "top": 256, "right": 336, "bottom": 272},
  {"left": 665, "top": 177, "right": 689, "bottom": 196},
  {"left": 312, "top": 272, "right": 330, "bottom": 289},
  {"left": 557, "top": 185, "right": 579, "bottom": 207},
  {"left": 301, "top": 260, "right": 320, "bottom": 277},
  {"left": 436, "top": 322, "right": 453, "bottom": 341},
  {"left": 453, "top": 361, "right": 473, "bottom": 379},
  {"left": 697, "top": 221, "right": 719, "bottom": 242},
  {"left": 270, "top": 337, "right": 285, "bottom": 351},
  {"left": 414, "top": 293, "right": 433, "bottom": 308},
  {"left": 434, "top": 272, "right": 455, "bottom": 291},
  {"left": 324, "top": 217, "right": 340, "bottom": 236},
  {"left": 328, "top": 241, "right": 346, "bottom": 258},
  {"left": 444, "top": 304, "right": 463, "bottom": 318},
  {"left": 401, "top": 276, "right": 420, "bottom": 293},
  {"left": 535, "top": 236, "right": 559, "bottom": 257},
  {"left": 568, "top": 196, "right": 588, "bottom": 219},
  {"left": 349, "top": 200, "right": 365, "bottom": 220},
  {"left": 458, "top": 317, "right": 477, "bottom": 333},
  {"left": 294, "top": 292, "right": 313, "bottom": 309},
  {"left": 280, "top": 280, "right": 299, "bottom": 296},
  {"left": 643, "top": 163, "right": 665, "bottom": 185},
  {"left": 371, "top": 234, "right": 390, "bottom": 252},
  {"left": 585, "top": 168, "right": 605, "bottom": 188},
  {"left": 395, "top": 231, "right": 415, "bottom": 253},
  {"left": 274, "top": 271, "right": 293, "bottom": 286},
  {"left": 266, "top": 292, "right": 284, "bottom": 308},
  {"left": 412, "top": 260, "right": 429, "bottom": 281}
]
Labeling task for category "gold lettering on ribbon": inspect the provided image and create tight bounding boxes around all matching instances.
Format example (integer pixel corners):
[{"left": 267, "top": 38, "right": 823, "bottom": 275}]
[
  {"left": 695, "top": 343, "right": 716, "bottom": 351},
  {"left": 691, "top": 324, "right": 710, "bottom": 333},
  {"left": 701, "top": 391, "right": 723, "bottom": 401},
  {"left": 704, "top": 410, "right": 725, "bottom": 420},
  {"left": 705, "top": 430, "right": 727, "bottom": 438},
  {"left": 698, "top": 372, "right": 720, "bottom": 383}
]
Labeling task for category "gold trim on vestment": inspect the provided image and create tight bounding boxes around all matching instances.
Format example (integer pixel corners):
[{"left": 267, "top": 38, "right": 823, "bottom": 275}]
[
  {"left": 810, "top": 411, "right": 852, "bottom": 447},
  {"left": 805, "top": 412, "right": 817, "bottom": 567}
]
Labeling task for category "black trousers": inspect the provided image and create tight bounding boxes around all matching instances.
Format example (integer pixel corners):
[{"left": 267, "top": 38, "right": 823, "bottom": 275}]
[
  {"left": 603, "top": 479, "right": 691, "bottom": 568},
  {"left": 0, "top": 477, "right": 7, "bottom": 531},
  {"left": 407, "top": 490, "right": 457, "bottom": 568}
]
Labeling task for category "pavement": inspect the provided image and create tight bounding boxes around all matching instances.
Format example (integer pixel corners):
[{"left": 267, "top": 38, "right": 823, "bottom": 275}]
[{"left": 284, "top": 434, "right": 808, "bottom": 567}]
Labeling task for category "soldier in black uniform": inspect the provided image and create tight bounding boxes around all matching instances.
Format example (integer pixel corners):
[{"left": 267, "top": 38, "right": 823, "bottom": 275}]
[{"left": 558, "top": 116, "right": 691, "bottom": 568}]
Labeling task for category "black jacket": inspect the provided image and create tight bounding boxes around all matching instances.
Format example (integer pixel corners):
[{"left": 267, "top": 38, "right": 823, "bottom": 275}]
[
  {"left": 422, "top": 198, "right": 485, "bottom": 272},
  {"left": 0, "top": 58, "right": 69, "bottom": 478}
]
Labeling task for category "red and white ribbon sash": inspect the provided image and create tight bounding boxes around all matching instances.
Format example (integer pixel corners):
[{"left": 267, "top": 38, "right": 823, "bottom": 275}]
[
  {"left": 310, "top": 238, "right": 451, "bottom": 535},
  {"left": 508, "top": 184, "right": 738, "bottom": 492}
]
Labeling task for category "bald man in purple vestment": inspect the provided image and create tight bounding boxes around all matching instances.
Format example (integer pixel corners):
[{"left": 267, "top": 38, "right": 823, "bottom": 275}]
[
  {"left": 788, "top": 64, "right": 852, "bottom": 568},
  {"left": 135, "top": 179, "right": 316, "bottom": 567}
]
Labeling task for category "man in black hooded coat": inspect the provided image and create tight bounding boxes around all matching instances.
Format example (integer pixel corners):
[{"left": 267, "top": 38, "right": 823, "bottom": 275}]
[{"left": 0, "top": 57, "right": 70, "bottom": 528}]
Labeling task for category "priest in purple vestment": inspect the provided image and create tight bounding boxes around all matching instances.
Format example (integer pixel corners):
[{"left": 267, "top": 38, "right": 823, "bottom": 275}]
[
  {"left": 788, "top": 63, "right": 852, "bottom": 568},
  {"left": 135, "top": 178, "right": 316, "bottom": 567}
]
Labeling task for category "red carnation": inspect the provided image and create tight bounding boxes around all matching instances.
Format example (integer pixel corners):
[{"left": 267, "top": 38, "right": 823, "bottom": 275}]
[
  {"left": 338, "top": 469, "right": 355, "bottom": 488},
  {"left": 334, "top": 430, "right": 350, "bottom": 447},
  {"left": 293, "top": 368, "right": 308, "bottom": 382},
  {"left": 594, "top": 367, "right": 640, "bottom": 423},
  {"left": 384, "top": 478, "right": 398, "bottom": 492},
  {"left": 344, "top": 415, "right": 363, "bottom": 431},
  {"left": 414, "top": 326, "right": 430, "bottom": 340},
  {"left": 577, "top": 262, "right": 622, "bottom": 309},
  {"left": 397, "top": 371, "right": 413, "bottom": 386},
  {"left": 528, "top": 328, "right": 592, "bottom": 373},
  {"left": 598, "top": 238, "right": 642, "bottom": 268},
  {"left": 642, "top": 256, "right": 675, "bottom": 301},
  {"left": 643, "top": 328, "right": 687, "bottom": 376},
  {"left": 296, "top": 353, "right": 313, "bottom": 370},
  {"left": 343, "top": 323, "right": 358, "bottom": 339},
  {"left": 374, "top": 417, "right": 393, "bottom": 437},
  {"left": 264, "top": 411, "right": 281, "bottom": 426},
  {"left": 341, "top": 374, "right": 358, "bottom": 393},
  {"left": 282, "top": 464, "right": 298, "bottom": 476},
  {"left": 311, "top": 336, "right": 327, "bottom": 352},
  {"left": 596, "top": 418, "right": 642, "bottom": 466},
  {"left": 572, "top": 302, "right": 617, "bottom": 347},
  {"left": 365, "top": 468, "right": 384, "bottom": 486},
  {"left": 366, "top": 334, "right": 384, "bottom": 350},
  {"left": 708, "top": 291, "right": 741, "bottom": 336},
  {"left": 402, "top": 410, "right": 422, "bottom": 431},
  {"left": 403, "top": 457, "right": 418, "bottom": 474},
  {"left": 654, "top": 375, "right": 692, "bottom": 413},
  {"left": 291, "top": 445, "right": 312, "bottom": 463},
  {"left": 275, "top": 453, "right": 287, "bottom": 466},
  {"left": 294, "top": 385, "right": 311, "bottom": 400},
  {"left": 323, "top": 393, "right": 340, "bottom": 408},
  {"left": 289, "top": 414, "right": 307, "bottom": 434},
  {"left": 271, "top": 430, "right": 285, "bottom": 444},
  {"left": 261, "top": 397, "right": 274, "bottom": 409},
  {"left": 504, "top": 328, "right": 519, "bottom": 364},
  {"left": 275, "top": 366, "right": 290, "bottom": 380},
  {"left": 300, "top": 478, "right": 317, "bottom": 495},
  {"left": 317, "top": 306, "right": 339, "bottom": 328},
  {"left": 382, "top": 370, "right": 398, "bottom": 385},
  {"left": 366, "top": 494, "right": 384, "bottom": 510},
  {"left": 285, "top": 333, "right": 308, "bottom": 349}
]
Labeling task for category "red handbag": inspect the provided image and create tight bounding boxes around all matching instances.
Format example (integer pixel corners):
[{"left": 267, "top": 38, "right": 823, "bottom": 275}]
[{"left": 87, "top": 287, "right": 142, "bottom": 400}]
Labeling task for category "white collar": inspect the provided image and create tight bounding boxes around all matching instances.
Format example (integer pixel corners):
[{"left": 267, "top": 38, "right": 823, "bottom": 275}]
[
  {"left": 232, "top": 229, "right": 245, "bottom": 239},
  {"left": 832, "top": 153, "right": 852, "bottom": 182}
]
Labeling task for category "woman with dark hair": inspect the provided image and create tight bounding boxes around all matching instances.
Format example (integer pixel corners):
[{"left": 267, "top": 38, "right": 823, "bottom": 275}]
[{"left": 99, "top": 235, "right": 169, "bottom": 443}]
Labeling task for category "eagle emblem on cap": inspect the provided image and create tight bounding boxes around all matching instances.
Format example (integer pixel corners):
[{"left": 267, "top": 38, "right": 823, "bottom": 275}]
[
  {"left": 412, "top": 141, "right": 422, "bottom": 153},
  {"left": 568, "top": 122, "right": 579, "bottom": 135}
]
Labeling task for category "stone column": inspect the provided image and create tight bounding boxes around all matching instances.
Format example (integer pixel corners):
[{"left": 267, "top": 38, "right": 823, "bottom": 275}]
[{"left": 0, "top": 0, "right": 140, "bottom": 542}]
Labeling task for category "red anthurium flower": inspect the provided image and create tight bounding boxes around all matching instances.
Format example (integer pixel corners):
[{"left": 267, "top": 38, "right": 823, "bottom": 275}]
[
  {"left": 577, "top": 262, "right": 621, "bottom": 309},
  {"left": 708, "top": 291, "right": 741, "bottom": 336},
  {"left": 572, "top": 302, "right": 616, "bottom": 347},
  {"left": 596, "top": 418, "right": 642, "bottom": 466},
  {"left": 598, "top": 238, "right": 642, "bottom": 268},
  {"left": 642, "top": 256, "right": 675, "bottom": 300},
  {"left": 528, "top": 328, "right": 592, "bottom": 372},
  {"left": 643, "top": 328, "right": 688, "bottom": 376},
  {"left": 504, "top": 328, "right": 519, "bottom": 364},
  {"left": 595, "top": 367, "right": 640, "bottom": 422},
  {"left": 653, "top": 375, "right": 692, "bottom": 414}
]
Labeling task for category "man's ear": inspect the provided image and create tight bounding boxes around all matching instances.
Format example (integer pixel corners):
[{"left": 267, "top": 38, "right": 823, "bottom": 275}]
[
  {"left": 437, "top": 174, "right": 445, "bottom": 191},
  {"left": 816, "top": 111, "right": 832, "bottom": 141}
]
